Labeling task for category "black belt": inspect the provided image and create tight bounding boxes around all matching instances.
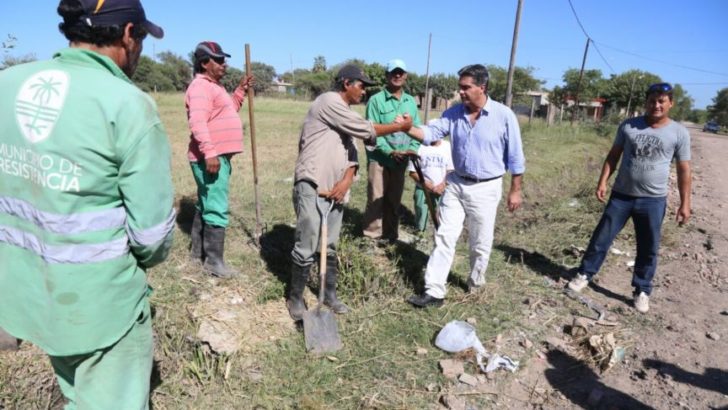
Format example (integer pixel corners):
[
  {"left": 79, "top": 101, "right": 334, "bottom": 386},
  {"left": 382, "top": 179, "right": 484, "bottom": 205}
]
[{"left": 457, "top": 174, "right": 502, "bottom": 183}]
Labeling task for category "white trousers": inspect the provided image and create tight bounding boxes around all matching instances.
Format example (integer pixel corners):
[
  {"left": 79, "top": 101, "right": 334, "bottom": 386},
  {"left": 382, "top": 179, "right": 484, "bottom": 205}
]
[{"left": 424, "top": 174, "right": 502, "bottom": 298}]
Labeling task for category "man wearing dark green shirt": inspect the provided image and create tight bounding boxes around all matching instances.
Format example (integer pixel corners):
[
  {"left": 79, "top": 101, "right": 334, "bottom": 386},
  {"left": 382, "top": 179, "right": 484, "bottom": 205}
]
[{"left": 362, "top": 59, "right": 422, "bottom": 241}]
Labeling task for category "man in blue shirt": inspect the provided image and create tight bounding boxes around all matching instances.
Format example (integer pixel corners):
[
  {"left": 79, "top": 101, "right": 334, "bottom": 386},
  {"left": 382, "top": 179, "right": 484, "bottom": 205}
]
[{"left": 403, "top": 64, "right": 526, "bottom": 307}]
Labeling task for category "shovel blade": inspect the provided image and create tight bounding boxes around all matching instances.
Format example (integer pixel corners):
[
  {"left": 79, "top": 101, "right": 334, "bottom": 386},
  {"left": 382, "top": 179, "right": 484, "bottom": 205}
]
[{"left": 302, "top": 309, "right": 342, "bottom": 354}]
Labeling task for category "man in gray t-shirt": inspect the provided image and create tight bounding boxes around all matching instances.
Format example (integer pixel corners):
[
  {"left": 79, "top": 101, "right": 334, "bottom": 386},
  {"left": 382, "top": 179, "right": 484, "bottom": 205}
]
[
  {"left": 568, "top": 83, "right": 692, "bottom": 314},
  {"left": 612, "top": 118, "right": 691, "bottom": 197}
]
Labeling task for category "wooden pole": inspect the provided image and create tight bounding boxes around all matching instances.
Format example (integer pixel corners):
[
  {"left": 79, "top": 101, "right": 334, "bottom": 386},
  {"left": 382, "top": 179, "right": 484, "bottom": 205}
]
[
  {"left": 505, "top": 0, "right": 524, "bottom": 108},
  {"left": 570, "top": 38, "right": 590, "bottom": 125},
  {"left": 245, "top": 44, "right": 262, "bottom": 240},
  {"left": 423, "top": 33, "right": 432, "bottom": 122}
]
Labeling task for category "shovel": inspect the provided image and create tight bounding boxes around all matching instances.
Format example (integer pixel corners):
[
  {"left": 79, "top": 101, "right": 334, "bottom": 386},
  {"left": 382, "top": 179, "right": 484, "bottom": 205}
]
[
  {"left": 302, "top": 198, "right": 343, "bottom": 354},
  {"left": 406, "top": 152, "right": 440, "bottom": 230}
]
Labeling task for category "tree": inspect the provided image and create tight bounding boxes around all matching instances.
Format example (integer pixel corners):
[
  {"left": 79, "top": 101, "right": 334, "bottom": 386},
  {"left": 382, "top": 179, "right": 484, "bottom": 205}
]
[
  {"left": 362, "top": 61, "right": 386, "bottom": 94},
  {"left": 486, "top": 65, "right": 543, "bottom": 104},
  {"left": 429, "top": 73, "right": 459, "bottom": 101},
  {"left": 312, "top": 55, "right": 327, "bottom": 73},
  {"left": 559, "top": 68, "right": 607, "bottom": 102},
  {"left": 1, "top": 54, "right": 36, "bottom": 70},
  {"left": 2, "top": 34, "right": 17, "bottom": 52},
  {"left": 156, "top": 51, "right": 192, "bottom": 91},
  {"left": 250, "top": 61, "right": 276, "bottom": 94},
  {"left": 219, "top": 67, "right": 244, "bottom": 92},
  {"left": 294, "top": 70, "right": 332, "bottom": 98},
  {"left": 669, "top": 84, "right": 693, "bottom": 121},
  {"left": 131, "top": 56, "right": 174, "bottom": 92},
  {"left": 602, "top": 70, "right": 660, "bottom": 115},
  {"left": 404, "top": 72, "right": 425, "bottom": 101},
  {"left": 687, "top": 109, "right": 708, "bottom": 124},
  {"left": 707, "top": 88, "right": 728, "bottom": 127},
  {"left": 1, "top": 34, "right": 36, "bottom": 70}
]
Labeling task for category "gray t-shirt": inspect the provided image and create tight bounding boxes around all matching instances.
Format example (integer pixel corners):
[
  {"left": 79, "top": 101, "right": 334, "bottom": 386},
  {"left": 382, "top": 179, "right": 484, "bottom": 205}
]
[{"left": 612, "top": 117, "right": 691, "bottom": 197}]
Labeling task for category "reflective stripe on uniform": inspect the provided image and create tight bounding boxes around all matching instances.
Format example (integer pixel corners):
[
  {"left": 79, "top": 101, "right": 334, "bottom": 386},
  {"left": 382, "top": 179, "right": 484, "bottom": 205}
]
[
  {"left": 0, "top": 196, "right": 126, "bottom": 234},
  {"left": 126, "top": 208, "right": 176, "bottom": 247},
  {"left": 0, "top": 224, "right": 130, "bottom": 264}
]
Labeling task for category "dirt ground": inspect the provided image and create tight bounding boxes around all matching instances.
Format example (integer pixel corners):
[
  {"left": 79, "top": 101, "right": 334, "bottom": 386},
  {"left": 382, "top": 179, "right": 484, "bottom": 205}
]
[{"left": 506, "top": 125, "right": 728, "bottom": 410}]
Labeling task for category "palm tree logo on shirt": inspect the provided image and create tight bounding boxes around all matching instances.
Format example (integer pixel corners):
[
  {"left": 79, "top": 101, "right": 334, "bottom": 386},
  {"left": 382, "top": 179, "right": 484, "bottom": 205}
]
[{"left": 15, "top": 70, "right": 70, "bottom": 144}]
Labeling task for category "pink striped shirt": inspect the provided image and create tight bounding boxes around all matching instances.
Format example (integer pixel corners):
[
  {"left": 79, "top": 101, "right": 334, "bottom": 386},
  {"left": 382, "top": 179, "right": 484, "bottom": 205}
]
[{"left": 185, "top": 74, "right": 245, "bottom": 162}]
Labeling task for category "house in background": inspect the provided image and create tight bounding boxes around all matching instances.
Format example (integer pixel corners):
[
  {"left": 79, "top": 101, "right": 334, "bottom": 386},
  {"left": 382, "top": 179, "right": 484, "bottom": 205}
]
[{"left": 269, "top": 78, "right": 295, "bottom": 95}]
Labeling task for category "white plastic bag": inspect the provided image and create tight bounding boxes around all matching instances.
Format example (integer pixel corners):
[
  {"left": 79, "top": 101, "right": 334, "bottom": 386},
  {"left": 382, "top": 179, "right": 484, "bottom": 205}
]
[{"left": 434, "top": 321, "right": 489, "bottom": 372}]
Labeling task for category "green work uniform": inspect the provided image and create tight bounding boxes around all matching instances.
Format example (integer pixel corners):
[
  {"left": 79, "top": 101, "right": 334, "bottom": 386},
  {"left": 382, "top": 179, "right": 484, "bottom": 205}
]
[
  {"left": 0, "top": 48, "right": 175, "bottom": 409},
  {"left": 362, "top": 88, "right": 422, "bottom": 239},
  {"left": 190, "top": 155, "right": 233, "bottom": 227},
  {"left": 365, "top": 88, "right": 422, "bottom": 167}
]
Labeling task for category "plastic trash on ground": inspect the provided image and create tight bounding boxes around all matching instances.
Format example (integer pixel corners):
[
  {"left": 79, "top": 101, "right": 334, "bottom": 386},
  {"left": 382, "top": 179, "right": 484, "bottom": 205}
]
[
  {"left": 485, "top": 354, "right": 519, "bottom": 372},
  {"left": 435, "top": 320, "right": 489, "bottom": 372}
]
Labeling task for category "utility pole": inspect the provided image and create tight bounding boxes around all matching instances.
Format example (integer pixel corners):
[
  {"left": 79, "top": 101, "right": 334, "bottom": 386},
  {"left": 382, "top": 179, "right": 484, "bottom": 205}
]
[
  {"left": 625, "top": 73, "right": 640, "bottom": 118},
  {"left": 505, "top": 0, "right": 524, "bottom": 108},
  {"left": 423, "top": 33, "right": 433, "bottom": 122},
  {"left": 570, "top": 38, "right": 590, "bottom": 125}
]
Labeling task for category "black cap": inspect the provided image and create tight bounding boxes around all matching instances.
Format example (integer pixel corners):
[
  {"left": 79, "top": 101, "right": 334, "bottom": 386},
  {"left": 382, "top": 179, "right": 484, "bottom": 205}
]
[
  {"left": 77, "top": 0, "right": 164, "bottom": 39},
  {"left": 194, "top": 41, "right": 231, "bottom": 61},
  {"left": 336, "top": 64, "right": 376, "bottom": 86}
]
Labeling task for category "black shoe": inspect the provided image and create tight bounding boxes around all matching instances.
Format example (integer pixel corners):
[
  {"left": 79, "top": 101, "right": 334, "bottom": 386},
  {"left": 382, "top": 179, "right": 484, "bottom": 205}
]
[{"left": 407, "top": 293, "right": 444, "bottom": 308}]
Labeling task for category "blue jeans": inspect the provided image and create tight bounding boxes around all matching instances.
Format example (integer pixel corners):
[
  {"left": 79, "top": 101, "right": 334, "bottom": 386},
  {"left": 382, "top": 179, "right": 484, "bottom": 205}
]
[{"left": 579, "top": 192, "right": 667, "bottom": 295}]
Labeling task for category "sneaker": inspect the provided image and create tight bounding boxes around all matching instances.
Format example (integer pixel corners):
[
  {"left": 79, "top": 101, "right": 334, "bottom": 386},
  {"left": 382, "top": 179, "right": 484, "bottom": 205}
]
[
  {"left": 634, "top": 292, "right": 649, "bottom": 313},
  {"left": 568, "top": 273, "right": 589, "bottom": 292}
]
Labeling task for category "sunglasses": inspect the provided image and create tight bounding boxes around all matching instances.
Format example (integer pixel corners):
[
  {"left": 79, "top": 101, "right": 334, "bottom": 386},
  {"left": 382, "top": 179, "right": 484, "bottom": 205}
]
[
  {"left": 647, "top": 83, "right": 672, "bottom": 93},
  {"left": 210, "top": 56, "right": 226, "bottom": 65}
]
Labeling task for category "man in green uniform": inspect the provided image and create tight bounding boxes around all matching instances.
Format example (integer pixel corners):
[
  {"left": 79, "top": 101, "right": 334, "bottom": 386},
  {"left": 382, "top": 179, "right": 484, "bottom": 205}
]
[
  {"left": 362, "top": 59, "right": 422, "bottom": 242},
  {"left": 0, "top": 0, "right": 174, "bottom": 408}
]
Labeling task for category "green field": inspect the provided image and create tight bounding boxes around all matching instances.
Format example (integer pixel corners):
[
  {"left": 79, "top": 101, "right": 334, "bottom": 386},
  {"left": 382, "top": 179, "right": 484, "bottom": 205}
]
[{"left": 2, "top": 94, "right": 657, "bottom": 409}]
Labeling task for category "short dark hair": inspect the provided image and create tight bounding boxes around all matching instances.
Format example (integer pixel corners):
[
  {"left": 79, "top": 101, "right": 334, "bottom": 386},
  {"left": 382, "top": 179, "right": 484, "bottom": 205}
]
[
  {"left": 57, "top": 0, "right": 147, "bottom": 47},
  {"left": 458, "top": 64, "right": 489, "bottom": 88}
]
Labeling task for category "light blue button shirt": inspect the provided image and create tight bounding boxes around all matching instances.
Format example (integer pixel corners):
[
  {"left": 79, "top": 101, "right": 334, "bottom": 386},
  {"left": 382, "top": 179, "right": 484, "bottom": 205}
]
[{"left": 422, "top": 97, "right": 525, "bottom": 179}]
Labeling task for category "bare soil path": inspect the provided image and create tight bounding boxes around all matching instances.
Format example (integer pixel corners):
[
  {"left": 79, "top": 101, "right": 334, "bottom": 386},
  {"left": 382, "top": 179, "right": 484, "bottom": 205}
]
[{"left": 510, "top": 125, "right": 728, "bottom": 410}]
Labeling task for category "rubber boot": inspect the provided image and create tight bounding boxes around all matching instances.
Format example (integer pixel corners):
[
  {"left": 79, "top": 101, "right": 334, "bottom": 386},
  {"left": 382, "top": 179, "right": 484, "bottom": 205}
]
[
  {"left": 202, "top": 225, "right": 239, "bottom": 278},
  {"left": 189, "top": 210, "right": 203, "bottom": 263},
  {"left": 287, "top": 264, "right": 310, "bottom": 321},
  {"left": 324, "top": 254, "right": 349, "bottom": 314}
]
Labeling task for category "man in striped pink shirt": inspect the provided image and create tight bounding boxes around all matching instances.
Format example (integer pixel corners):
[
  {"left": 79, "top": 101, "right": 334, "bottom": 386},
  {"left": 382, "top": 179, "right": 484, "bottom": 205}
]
[{"left": 185, "top": 41, "right": 254, "bottom": 278}]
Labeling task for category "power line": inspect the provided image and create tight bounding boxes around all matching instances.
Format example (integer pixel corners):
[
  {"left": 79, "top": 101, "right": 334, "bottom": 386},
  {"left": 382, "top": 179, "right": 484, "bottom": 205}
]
[
  {"left": 679, "top": 82, "right": 728, "bottom": 85},
  {"left": 590, "top": 41, "right": 615, "bottom": 74},
  {"left": 566, "top": 0, "right": 614, "bottom": 75},
  {"left": 594, "top": 41, "right": 728, "bottom": 78},
  {"left": 567, "top": 0, "right": 590, "bottom": 38}
]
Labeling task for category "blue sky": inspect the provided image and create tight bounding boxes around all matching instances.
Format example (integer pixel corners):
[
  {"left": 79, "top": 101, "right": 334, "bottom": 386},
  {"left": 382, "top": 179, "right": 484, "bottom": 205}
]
[{"left": 2, "top": 0, "right": 727, "bottom": 108}]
